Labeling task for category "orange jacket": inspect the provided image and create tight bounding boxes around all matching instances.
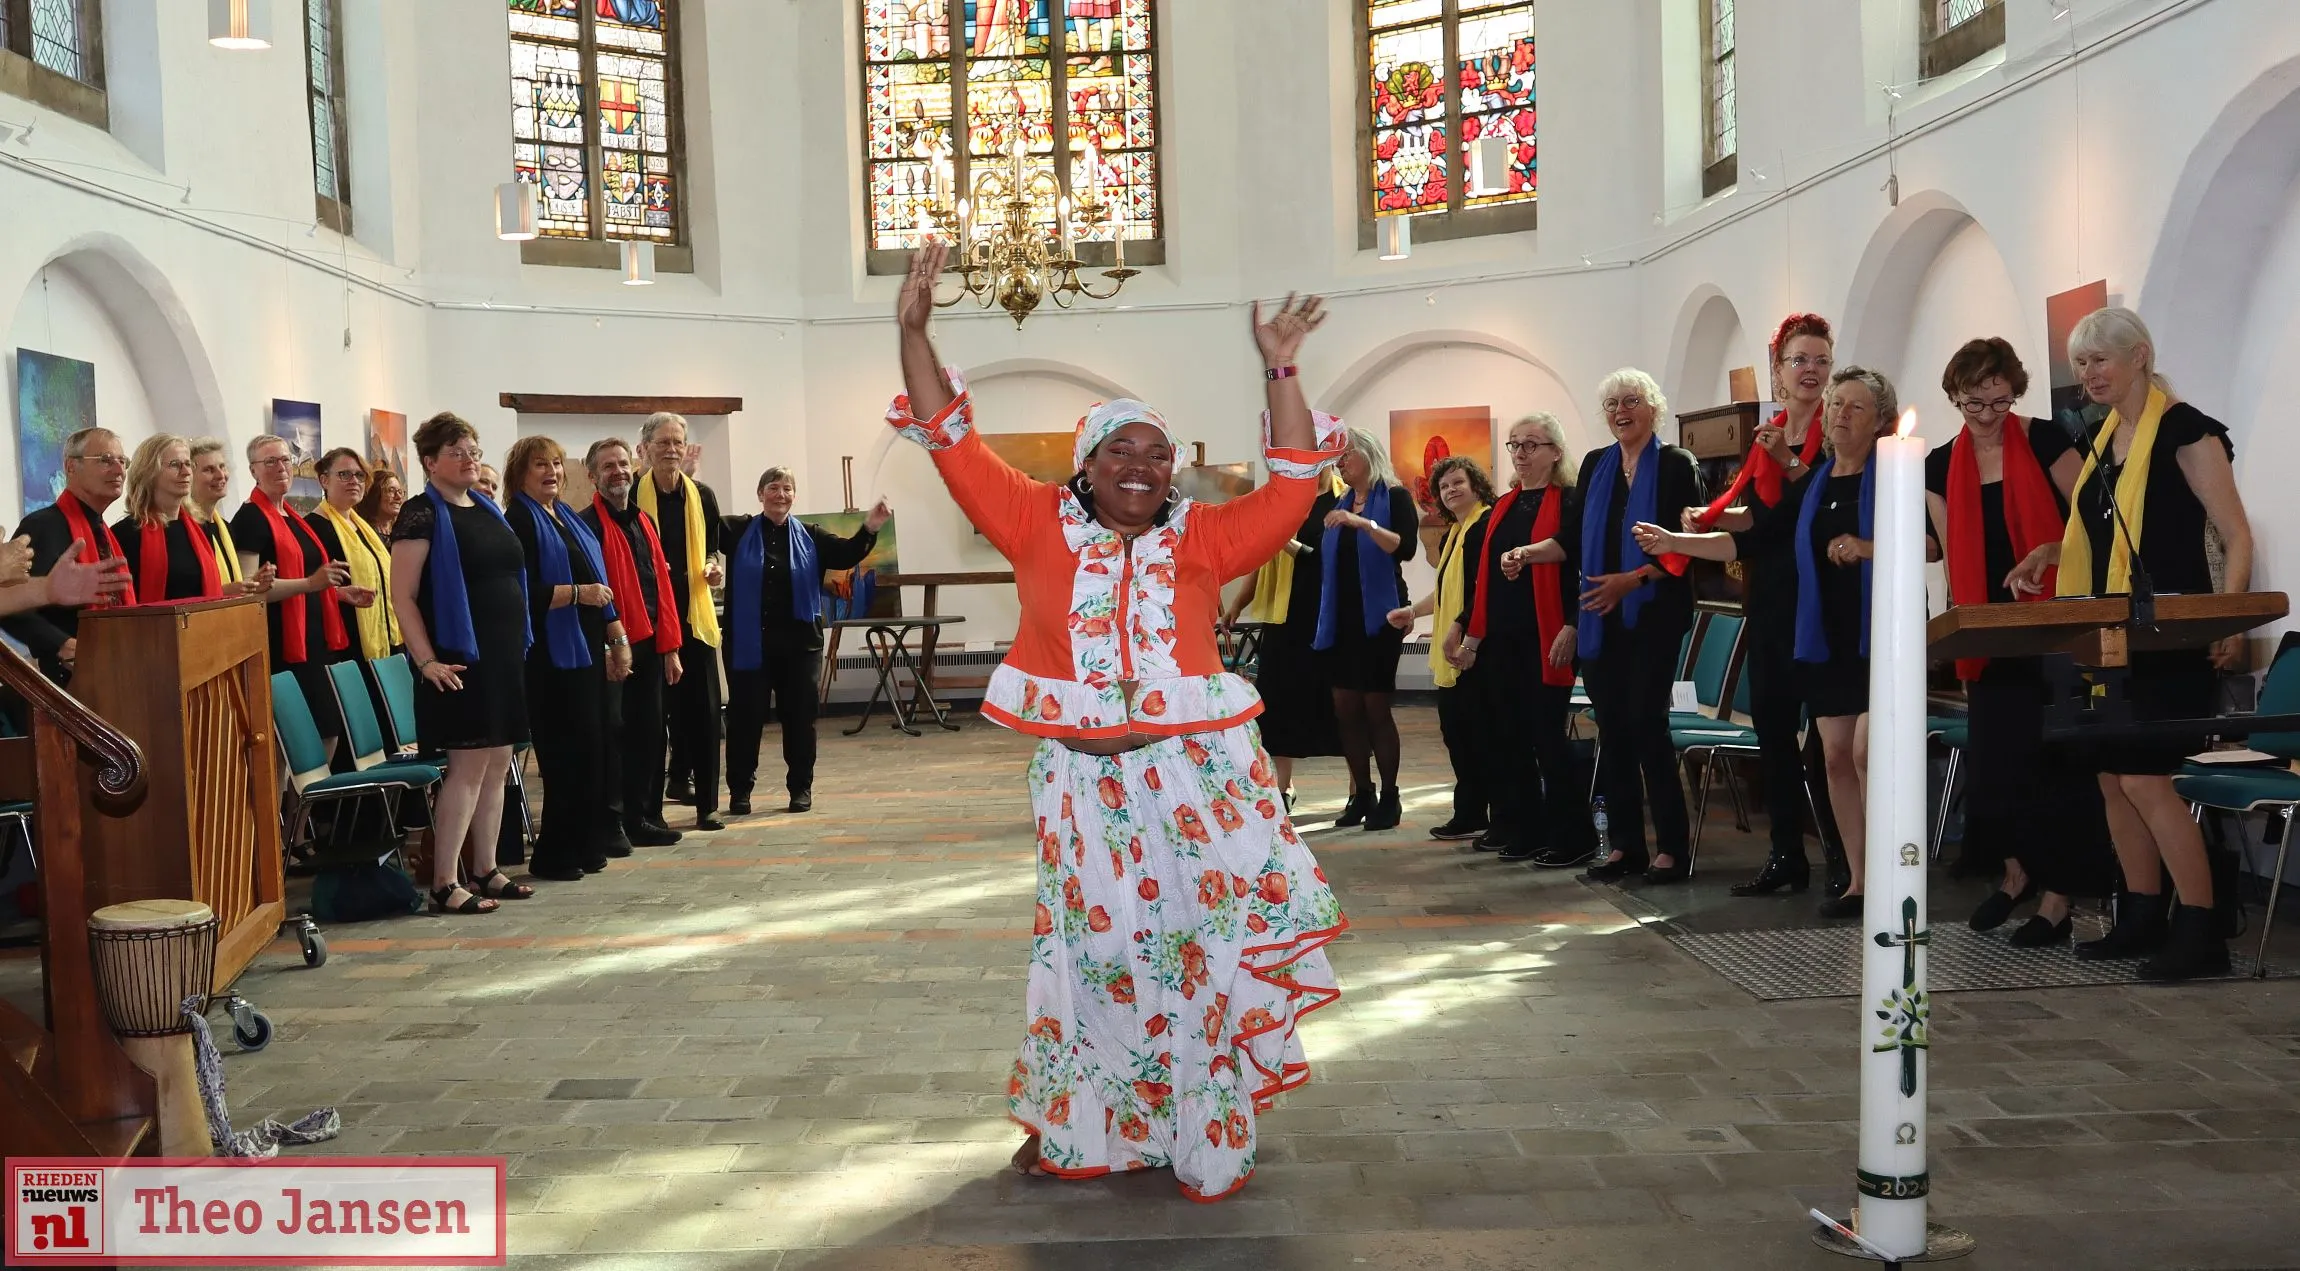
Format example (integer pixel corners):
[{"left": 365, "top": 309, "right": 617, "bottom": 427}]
[{"left": 889, "top": 379, "right": 1342, "bottom": 740}]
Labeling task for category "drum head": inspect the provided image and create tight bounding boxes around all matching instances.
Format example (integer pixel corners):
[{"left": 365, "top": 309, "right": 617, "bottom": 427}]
[{"left": 88, "top": 899, "right": 216, "bottom": 931}]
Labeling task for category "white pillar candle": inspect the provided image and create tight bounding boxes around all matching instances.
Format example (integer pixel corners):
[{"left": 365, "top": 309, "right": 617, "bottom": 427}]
[{"left": 1857, "top": 407, "right": 1931, "bottom": 1259}]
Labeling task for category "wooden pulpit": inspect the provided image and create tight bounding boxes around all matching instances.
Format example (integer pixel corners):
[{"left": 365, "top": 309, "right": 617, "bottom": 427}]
[{"left": 72, "top": 597, "right": 284, "bottom": 993}]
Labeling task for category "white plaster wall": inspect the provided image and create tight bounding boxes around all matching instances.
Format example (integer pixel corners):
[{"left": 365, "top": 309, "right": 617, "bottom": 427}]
[
  {"left": 1891, "top": 218, "right": 2035, "bottom": 446},
  {"left": 2, "top": 265, "right": 156, "bottom": 521}
]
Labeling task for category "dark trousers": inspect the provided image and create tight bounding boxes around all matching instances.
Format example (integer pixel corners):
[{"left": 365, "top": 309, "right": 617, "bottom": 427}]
[
  {"left": 613, "top": 641, "right": 669, "bottom": 831},
  {"left": 726, "top": 644, "right": 822, "bottom": 798},
  {"left": 1485, "top": 632, "right": 1597, "bottom": 853},
  {"left": 1744, "top": 613, "right": 1837, "bottom": 861},
  {"left": 524, "top": 659, "right": 621, "bottom": 873},
  {"left": 665, "top": 635, "right": 724, "bottom": 815},
  {"left": 1586, "top": 618, "right": 1690, "bottom": 864},
  {"left": 1436, "top": 674, "right": 1491, "bottom": 829}
]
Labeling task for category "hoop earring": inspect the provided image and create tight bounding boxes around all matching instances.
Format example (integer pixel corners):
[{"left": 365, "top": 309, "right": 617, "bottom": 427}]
[
  {"left": 1164, "top": 488, "right": 1181, "bottom": 507},
  {"left": 1077, "top": 476, "right": 1093, "bottom": 494}
]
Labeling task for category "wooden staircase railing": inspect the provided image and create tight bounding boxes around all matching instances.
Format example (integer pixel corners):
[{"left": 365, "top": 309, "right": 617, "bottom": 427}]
[{"left": 0, "top": 639, "right": 157, "bottom": 1159}]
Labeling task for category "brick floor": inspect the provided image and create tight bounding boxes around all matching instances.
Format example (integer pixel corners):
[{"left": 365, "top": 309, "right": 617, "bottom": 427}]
[{"left": 8, "top": 706, "right": 2299, "bottom": 1269}]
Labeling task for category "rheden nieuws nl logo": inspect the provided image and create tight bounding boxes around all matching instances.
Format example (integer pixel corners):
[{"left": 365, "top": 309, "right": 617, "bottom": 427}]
[{"left": 7, "top": 1158, "right": 506, "bottom": 1267}]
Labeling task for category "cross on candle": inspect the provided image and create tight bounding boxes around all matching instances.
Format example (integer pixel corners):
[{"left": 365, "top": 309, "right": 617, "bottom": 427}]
[{"left": 1873, "top": 896, "right": 1931, "bottom": 988}]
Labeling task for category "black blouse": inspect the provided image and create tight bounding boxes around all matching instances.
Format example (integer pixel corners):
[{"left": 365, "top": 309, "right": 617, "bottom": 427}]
[
  {"left": 229, "top": 500, "right": 343, "bottom": 666},
  {"left": 112, "top": 514, "right": 212, "bottom": 601},
  {"left": 1455, "top": 485, "right": 1580, "bottom": 637},
  {"left": 722, "top": 514, "right": 878, "bottom": 655},
  {"left": 2067, "top": 403, "right": 2231, "bottom": 598},
  {"left": 1580, "top": 443, "right": 1705, "bottom": 635},
  {"left": 1329, "top": 480, "right": 1421, "bottom": 621},
  {"left": 647, "top": 476, "right": 722, "bottom": 618},
  {"left": 1924, "top": 418, "right": 2075, "bottom": 605},
  {"left": 507, "top": 500, "right": 611, "bottom": 657}
]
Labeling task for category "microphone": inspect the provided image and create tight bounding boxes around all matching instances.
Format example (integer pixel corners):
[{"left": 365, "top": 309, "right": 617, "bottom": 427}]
[{"left": 2057, "top": 407, "right": 2154, "bottom": 627}]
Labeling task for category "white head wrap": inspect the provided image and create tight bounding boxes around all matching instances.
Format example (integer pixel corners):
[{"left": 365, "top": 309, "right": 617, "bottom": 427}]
[{"left": 1072, "top": 399, "right": 1179, "bottom": 472}]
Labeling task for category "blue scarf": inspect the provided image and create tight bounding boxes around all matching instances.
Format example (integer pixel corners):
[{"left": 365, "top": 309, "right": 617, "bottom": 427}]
[
  {"left": 1576, "top": 437, "right": 1662, "bottom": 657},
  {"left": 727, "top": 516, "right": 822, "bottom": 673},
  {"left": 421, "top": 486, "right": 530, "bottom": 665},
  {"left": 515, "top": 493, "right": 616, "bottom": 670},
  {"left": 1313, "top": 481, "right": 1399, "bottom": 651},
  {"left": 1793, "top": 456, "right": 1877, "bottom": 664}
]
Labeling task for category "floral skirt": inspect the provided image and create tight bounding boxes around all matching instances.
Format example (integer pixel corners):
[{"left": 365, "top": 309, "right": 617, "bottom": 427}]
[{"left": 1008, "top": 725, "right": 1346, "bottom": 1201}]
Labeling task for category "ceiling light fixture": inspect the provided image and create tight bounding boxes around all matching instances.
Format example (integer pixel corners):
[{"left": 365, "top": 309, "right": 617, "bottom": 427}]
[
  {"left": 621, "top": 240, "right": 656, "bottom": 286},
  {"left": 1379, "top": 215, "right": 1412, "bottom": 261},
  {"left": 494, "top": 181, "right": 538, "bottom": 241}
]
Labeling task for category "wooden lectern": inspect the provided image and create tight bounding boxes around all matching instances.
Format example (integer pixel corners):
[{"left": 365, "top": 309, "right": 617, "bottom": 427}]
[{"left": 71, "top": 597, "right": 284, "bottom": 993}]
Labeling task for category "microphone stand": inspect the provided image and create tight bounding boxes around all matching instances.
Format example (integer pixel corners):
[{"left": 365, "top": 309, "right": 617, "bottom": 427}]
[{"left": 2063, "top": 407, "right": 2155, "bottom": 628}]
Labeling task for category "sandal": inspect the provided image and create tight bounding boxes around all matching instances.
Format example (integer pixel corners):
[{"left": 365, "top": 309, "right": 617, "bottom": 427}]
[
  {"left": 429, "top": 884, "right": 499, "bottom": 915},
  {"left": 476, "top": 869, "right": 534, "bottom": 900}
]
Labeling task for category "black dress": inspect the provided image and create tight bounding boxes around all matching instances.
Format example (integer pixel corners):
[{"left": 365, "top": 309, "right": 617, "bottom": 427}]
[
  {"left": 1800, "top": 470, "right": 1872, "bottom": 719},
  {"left": 112, "top": 515, "right": 213, "bottom": 602},
  {"left": 2067, "top": 404, "right": 2233, "bottom": 774},
  {"left": 231, "top": 500, "right": 356, "bottom": 742},
  {"left": 1252, "top": 489, "right": 1342, "bottom": 759},
  {"left": 395, "top": 496, "right": 531, "bottom": 751},
  {"left": 1316, "top": 481, "right": 1420, "bottom": 692}
]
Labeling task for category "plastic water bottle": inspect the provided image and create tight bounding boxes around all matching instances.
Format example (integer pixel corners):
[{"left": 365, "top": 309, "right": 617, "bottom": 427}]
[{"left": 1590, "top": 797, "right": 1609, "bottom": 847}]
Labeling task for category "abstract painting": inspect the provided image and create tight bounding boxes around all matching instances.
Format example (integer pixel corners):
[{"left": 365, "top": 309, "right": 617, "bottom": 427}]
[
  {"left": 1390, "top": 406, "right": 1493, "bottom": 528},
  {"left": 365, "top": 409, "right": 408, "bottom": 481},
  {"left": 268, "top": 399, "right": 325, "bottom": 513},
  {"left": 801, "top": 511, "right": 901, "bottom": 620},
  {"left": 2045, "top": 281, "right": 2109, "bottom": 425},
  {"left": 981, "top": 432, "right": 1077, "bottom": 484},
  {"left": 14, "top": 349, "right": 96, "bottom": 515}
]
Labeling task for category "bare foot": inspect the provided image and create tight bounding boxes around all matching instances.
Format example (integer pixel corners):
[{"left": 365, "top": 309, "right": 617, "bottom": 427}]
[{"left": 1011, "top": 1133, "right": 1051, "bottom": 1177}]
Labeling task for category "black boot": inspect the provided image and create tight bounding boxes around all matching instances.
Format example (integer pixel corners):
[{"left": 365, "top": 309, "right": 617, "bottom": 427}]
[
  {"left": 1730, "top": 852, "right": 1811, "bottom": 897},
  {"left": 1363, "top": 786, "right": 1402, "bottom": 832},
  {"left": 2137, "top": 902, "right": 2231, "bottom": 981},
  {"left": 1820, "top": 833, "right": 1852, "bottom": 900},
  {"left": 2075, "top": 889, "right": 2169, "bottom": 961},
  {"left": 1335, "top": 784, "right": 1375, "bottom": 828}
]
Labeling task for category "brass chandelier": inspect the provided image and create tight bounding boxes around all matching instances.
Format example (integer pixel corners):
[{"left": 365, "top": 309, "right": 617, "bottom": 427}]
[{"left": 918, "top": 121, "right": 1138, "bottom": 329}]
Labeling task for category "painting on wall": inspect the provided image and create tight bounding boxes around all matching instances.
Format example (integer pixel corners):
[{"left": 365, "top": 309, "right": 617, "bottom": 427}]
[
  {"left": 2045, "top": 280, "right": 2110, "bottom": 426},
  {"left": 800, "top": 511, "right": 901, "bottom": 620},
  {"left": 365, "top": 409, "right": 408, "bottom": 482},
  {"left": 982, "top": 432, "right": 1077, "bottom": 484},
  {"left": 1174, "top": 462, "right": 1254, "bottom": 506},
  {"left": 1390, "top": 406, "right": 1493, "bottom": 528},
  {"left": 13, "top": 349, "right": 96, "bottom": 516},
  {"left": 268, "top": 399, "right": 325, "bottom": 513}
]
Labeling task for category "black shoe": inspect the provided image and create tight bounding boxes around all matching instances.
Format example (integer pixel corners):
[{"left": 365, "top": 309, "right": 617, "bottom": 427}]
[
  {"left": 788, "top": 790, "right": 813, "bottom": 813},
  {"left": 694, "top": 814, "right": 726, "bottom": 832},
  {"left": 667, "top": 775, "right": 694, "bottom": 804},
  {"left": 1644, "top": 859, "right": 1690, "bottom": 885},
  {"left": 1335, "top": 786, "right": 1375, "bottom": 828},
  {"left": 1583, "top": 855, "right": 1643, "bottom": 883},
  {"left": 528, "top": 860, "right": 584, "bottom": 882},
  {"left": 627, "top": 820, "right": 683, "bottom": 847},
  {"left": 2137, "top": 904, "right": 2232, "bottom": 981},
  {"left": 582, "top": 854, "right": 611, "bottom": 873},
  {"left": 2076, "top": 890, "right": 2170, "bottom": 961},
  {"left": 1363, "top": 787, "right": 1402, "bottom": 832},
  {"left": 1816, "top": 891, "right": 1865, "bottom": 920},
  {"left": 1968, "top": 885, "right": 2034, "bottom": 932},
  {"left": 600, "top": 837, "right": 634, "bottom": 859},
  {"left": 1430, "top": 819, "right": 1488, "bottom": 842},
  {"left": 1530, "top": 843, "right": 1597, "bottom": 869},
  {"left": 1729, "top": 855, "right": 1811, "bottom": 897},
  {"left": 1496, "top": 842, "right": 1542, "bottom": 862},
  {"left": 1473, "top": 829, "right": 1509, "bottom": 852},
  {"left": 729, "top": 794, "right": 753, "bottom": 816},
  {"left": 2009, "top": 914, "right": 2072, "bottom": 948}
]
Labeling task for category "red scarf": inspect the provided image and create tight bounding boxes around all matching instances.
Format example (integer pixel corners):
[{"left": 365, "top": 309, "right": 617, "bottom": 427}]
[
  {"left": 1946, "top": 415, "right": 2064, "bottom": 681},
  {"left": 136, "top": 506, "right": 224, "bottom": 604},
  {"left": 251, "top": 488, "right": 349, "bottom": 663},
  {"left": 54, "top": 492, "right": 135, "bottom": 610},
  {"left": 1693, "top": 403, "right": 1826, "bottom": 530},
  {"left": 593, "top": 493, "right": 684, "bottom": 653},
  {"left": 1468, "top": 485, "right": 1574, "bottom": 688}
]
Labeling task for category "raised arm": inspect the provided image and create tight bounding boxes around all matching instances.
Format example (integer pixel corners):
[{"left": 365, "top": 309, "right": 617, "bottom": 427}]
[{"left": 898, "top": 241, "right": 956, "bottom": 423}]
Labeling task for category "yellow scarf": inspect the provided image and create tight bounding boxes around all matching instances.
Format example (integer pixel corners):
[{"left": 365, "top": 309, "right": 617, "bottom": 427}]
[
  {"left": 637, "top": 471, "right": 721, "bottom": 647},
  {"left": 318, "top": 501, "right": 400, "bottom": 657},
  {"left": 1427, "top": 502, "right": 1489, "bottom": 687},
  {"left": 1244, "top": 470, "right": 1345, "bottom": 625},
  {"left": 201, "top": 505, "right": 244, "bottom": 583},
  {"left": 2056, "top": 386, "right": 2167, "bottom": 598}
]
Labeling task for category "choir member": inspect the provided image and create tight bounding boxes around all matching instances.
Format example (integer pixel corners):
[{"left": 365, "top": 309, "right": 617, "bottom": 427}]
[
  {"left": 1695, "top": 314, "right": 1843, "bottom": 897},
  {"left": 720, "top": 468, "right": 888, "bottom": 816},
  {"left": 114, "top": 434, "right": 228, "bottom": 603},
  {"left": 1386, "top": 456, "right": 1493, "bottom": 841},
  {"left": 3, "top": 426, "right": 133, "bottom": 682},
  {"left": 1219, "top": 472, "right": 1344, "bottom": 811},
  {"left": 580, "top": 439, "right": 686, "bottom": 848},
  {"left": 638, "top": 411, "right": 728, "bottom": 831},
  {"left": 2007, "top": 307, "right": 2256, "bottom": 980},
  {"left": 309, "top": 449, "right": 403, "bottom": 660},
  {"left": 505, "top": 436, "right": 634, "bottom": 881},
  {"left": 189, "top": 437, "right": 273, "bottom": 596},
  {"left": 232, "top": 435, "right": 365, "bottom": 755},
  {"left": 475, "top": 464, "right": 503, "bottom": 506},
  {"left": 1639, "top": 367, "right": 1899, "bottom": 917},
  {"left": 1578, "top": 370, "right": 1705, "bottom": 883},
  {"left": 892, "top": 243, "right": 1343, "bottom": 1200},
  {"left": 1453, "top": 416, "right": 1599, "bottom": 865},
  {"left": 1312, "top": 427, "right": 1419, "bottom": 831},
  {"left": 390, "top": 413, "right": 532, "bottom": 914},
  {"left": 356, "top": 466, "right": 407, "bottom": 539},
  {"left": 1922, "top": 338, "right": 2110, "bottom": 946}
]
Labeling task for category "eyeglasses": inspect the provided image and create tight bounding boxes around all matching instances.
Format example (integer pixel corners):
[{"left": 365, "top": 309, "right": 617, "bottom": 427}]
[
  {"left": 251, "top": 454, "right": 296, "bottom": 470},
  {"left": 1600, "top": 396, "right": 1647, "bottom": 413},
  {"left": 1957, "top": 397, "right": 2016, "bottom": 417},
  {"left": 441, "top": 446, "right": 484, "bottom": 464},
  {"left": 161, "top": 459, "right": 195, "bottom": 473},
  {"left": 1503, "top": 439, "right": 1555, "bottom": 453},
  {"left": 1784, "top": 355, "right": 1834, "bottom": 371},
  {"left": 325, "top": 468, "right": 368, "bottom": 483}
]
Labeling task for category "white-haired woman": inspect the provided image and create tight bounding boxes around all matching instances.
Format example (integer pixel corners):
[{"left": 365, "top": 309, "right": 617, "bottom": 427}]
[
  {"left": 2006, "top": 307, "right": 2254, "bottom": 980},
  {"left": 1641, "top": 367, "right": 1900, "bottom": 919},
  {"left": 1576, "top": 370, "right": 1705, "bottom": 884},
  {"left": 1312, "top": 427, "right": 1420, "bottom": 831}
]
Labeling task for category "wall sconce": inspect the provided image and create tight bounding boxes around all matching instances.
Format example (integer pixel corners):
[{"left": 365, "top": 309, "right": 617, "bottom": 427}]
[
  {"left": 494, "top": 181, "right": 538, "bottom": 241},
  {"left": 208, "top": 0, "right": 272, "bottom": 49},
  {"left": 621, "top": 240, "right": 656, "bottom": 286},
  {"left": 1379, "top": 215, "right": 1412, "bottom": 262}
]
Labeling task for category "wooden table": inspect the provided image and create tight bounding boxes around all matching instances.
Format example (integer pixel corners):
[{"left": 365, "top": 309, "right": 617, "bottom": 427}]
[{"left": 819, "top": 570, "right": 1017, "bottom": 706}]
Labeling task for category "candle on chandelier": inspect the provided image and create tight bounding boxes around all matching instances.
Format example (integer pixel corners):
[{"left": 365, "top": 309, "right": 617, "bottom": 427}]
[
  {"left": 1058, "top": 195, "right": 1075, "bottom": 258},
  {"left": 1085, "top": 140, "right": 1102, "bottom": 204}
]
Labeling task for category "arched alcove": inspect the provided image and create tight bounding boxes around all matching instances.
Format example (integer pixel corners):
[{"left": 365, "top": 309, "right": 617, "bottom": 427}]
[
  {"left": 1838, "top": 190, "right": 2025, "bottom": 440},
  {"left": 1320, "top": 330, "right": 1589, "bottom": 451},
  {"left": 1664, "top": 285, "right": 1749, "bottom": 415}
]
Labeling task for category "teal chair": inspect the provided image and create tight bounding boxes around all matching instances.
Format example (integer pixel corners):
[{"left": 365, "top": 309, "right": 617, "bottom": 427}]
[
  {"left": 1582, "top": 613, "right": 1721, "bottom": 804},
  {"left": 1927, "top": 710, "right": 1971, "bottom": 862},
  {"left": 370, "top": 654, "right": 420, "bottom": 758},
  {"left": 1670, "top": 621, "right": 1767, "bottom": 863},
  {"left": 274, "top": 669, "right": 442, "bottom": 857},
  {"left": 2173, "top": 633, "right": 2300, "bottom": 977}
]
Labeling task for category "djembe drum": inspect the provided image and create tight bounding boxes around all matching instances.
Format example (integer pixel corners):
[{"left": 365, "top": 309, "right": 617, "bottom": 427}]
[{"left": 87, "top": 899, "right": 218, "bottom": 1156}]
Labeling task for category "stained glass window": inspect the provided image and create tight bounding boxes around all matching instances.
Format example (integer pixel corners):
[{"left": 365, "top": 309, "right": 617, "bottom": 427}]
[
  {"left": 27, "top": 0, "right": 90, "bottom": 83},
  {"left": 1367, "top": 0, "right": 1534, "bottom": 231},
  {"left": 862, "top": 0, "right": 1162, "bottom": 267},
  {"left": 306, "top": 0, "right": 353, "bottom": 231},
  {"left": 507, "top": 0, "right": 683, "bottom": 243},
  {"left": 1940, "top": 0, "right": 1987, "bottom": 29},
  {"left": 1704, "top": 0, "right": 1736, "bottom": 186}
]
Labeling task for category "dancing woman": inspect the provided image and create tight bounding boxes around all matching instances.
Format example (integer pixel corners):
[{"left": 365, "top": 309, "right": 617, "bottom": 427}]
[{"left": 890, "top": 241, "right": 1346, "bottom": 1201}]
